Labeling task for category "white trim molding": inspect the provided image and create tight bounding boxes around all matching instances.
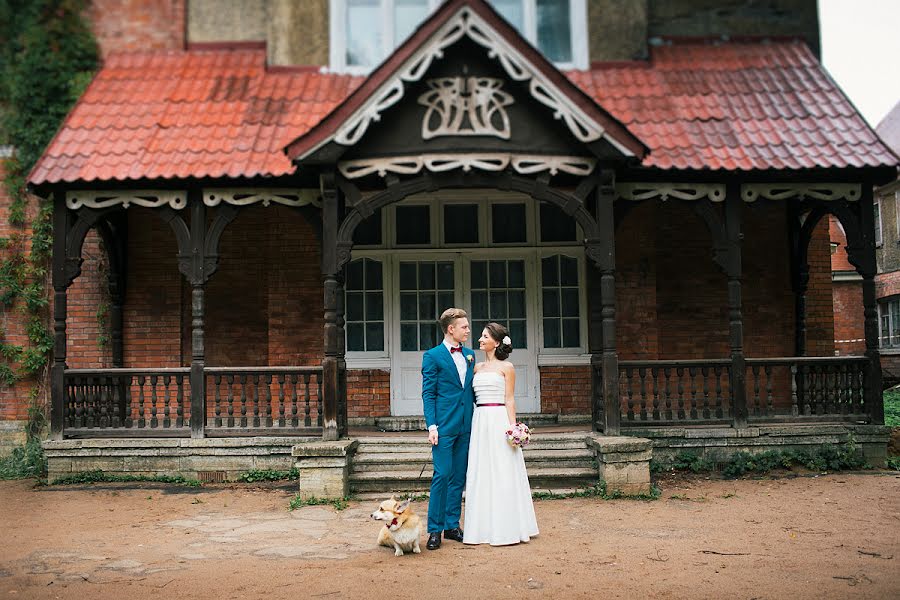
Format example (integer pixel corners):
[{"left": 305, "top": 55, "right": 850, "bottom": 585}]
[
  {"left": 741, "top": 183, "right": 861, "bottom": 203},
  {"left": 616, "top": 183, "right": 725, "bottom": 202},
  {"left": 338, "top": 153, "right": 596, "bottom": 179},
  {"left": 66, "top": 190, "right": 187, "bottom": 210},
  {"left": 203, "top": 188, "right": 321, "bottom": 208},
  {"left": 537, "top": 354, "right": 592, "bottom": 366},
  {"left": 323, "top": 6, "right": 626, "bottom": 157}
]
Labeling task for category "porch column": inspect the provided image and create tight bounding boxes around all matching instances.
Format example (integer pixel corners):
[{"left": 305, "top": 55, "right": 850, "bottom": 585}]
[
  {"left": 588, "top": 173, "right": 619, "bottom": 435},
  {"left": 50, "top": 193, "right": 74, "bottom": 440},
  {"left": 187, "top": 194, "right": 207, "bottom": 438},
  {"left": 321, "top": 175, "right": 348, "bottom": 440},
  {"left": 725, "top": 187, "right": 748, "bottom": 428},
  {"left": 857, "top": 187, "right": 885, "bottom": 424},
  {"left": 788, "top": 202, "right": 810, "bottom": 356}
]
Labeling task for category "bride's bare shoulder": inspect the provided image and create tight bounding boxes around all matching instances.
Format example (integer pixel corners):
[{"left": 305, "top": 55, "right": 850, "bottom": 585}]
[
  {"left": 498, "top": 361, "right": 515, "bottom": 374},
  {"left": 474, "top": 362, "right": 486, "bottom": 372}
]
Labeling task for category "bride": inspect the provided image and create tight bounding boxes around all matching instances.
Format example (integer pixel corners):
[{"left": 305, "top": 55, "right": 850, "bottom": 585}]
[{"left": 463, "top": 322, "right": 539, "bottom": 545}]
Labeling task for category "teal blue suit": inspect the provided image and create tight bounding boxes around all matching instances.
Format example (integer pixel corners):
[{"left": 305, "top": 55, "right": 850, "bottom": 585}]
[{"left": 422, "top": 342, "right": 475, "bottom": 534}]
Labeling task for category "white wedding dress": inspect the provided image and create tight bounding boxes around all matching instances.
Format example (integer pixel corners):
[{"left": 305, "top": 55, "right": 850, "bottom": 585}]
[{"left": 463, "top": 371, "right": 539, "bottom": 545}]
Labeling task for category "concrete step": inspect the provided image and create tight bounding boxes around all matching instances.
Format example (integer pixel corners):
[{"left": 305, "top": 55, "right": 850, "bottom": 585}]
[
  {"left": 354, "top": 432, "right": 592, "bottom": 454},
  {"left": 371, "top": 413, "right": 588, "bottom": 432},
  {"left": 349, "top": 466, "right": 598, "bottom": 494},
  {"left": 351, "top": 449, "right": 596, "bottom": 473}
]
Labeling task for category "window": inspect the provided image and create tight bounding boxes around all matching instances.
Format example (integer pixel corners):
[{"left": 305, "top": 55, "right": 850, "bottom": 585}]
[
  {"left": 345, "top": 259, "right": 385, "bottom": 352},
  {"left": 330, "top": 0, "right": 588, "bottom": 72},
  {"left": 541, "top": 254, "right": 580, "bottom": 348},
  {"left": 353, "top": 209, "right": 383, "bottom": 246},
  {"left": 875, "top": 200, "right": 882, "bottom": 246},
  {"left": 470, "top": 259, "right": 528, "bottom": 349},
  {"left": 395, "top": 205, "right": 431, "bottom": 245},
  {"left": 880, "top": 298, "right": 900, "bottom": 349},
  {"left": 539, "top": 201, "right": 577, "bottom": 242},
  {"left": 443, "top": 204, "right": 479, "bottom": 244},
  {"left": 491, "top": 203, "right": 527, "bottom": 244},
  {"left": 399, "top": 261, "right": 455, "bottom": 350}
]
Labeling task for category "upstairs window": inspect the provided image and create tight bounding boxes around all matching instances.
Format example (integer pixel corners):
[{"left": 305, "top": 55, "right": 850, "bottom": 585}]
[{"left": 330, "top": 0, "right": 588, "bottom": 72}]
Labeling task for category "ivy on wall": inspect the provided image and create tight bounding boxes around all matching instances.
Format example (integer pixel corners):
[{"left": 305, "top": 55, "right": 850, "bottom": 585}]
[{"left": 0, "top": 0, "right": 98, "bottom": 433}]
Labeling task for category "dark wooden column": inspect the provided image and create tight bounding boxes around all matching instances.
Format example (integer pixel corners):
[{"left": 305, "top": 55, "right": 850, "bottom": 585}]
[
  {"left": 856, "top": 188, "right": 885, "bottom": 424},
  {"left": 725, "top": 188, "right": 748, "bottom": 428},
  {"left": 187, "top": 194, "right": 207, "bottom": 438},
  {"left": 97, "top": 214, "right": 127, "bottom": 367},
  {"left": 788, "top": 202, "right": 810, "bottom": 356},
  {"left": 321, "top": 174, "right": 348, "bottom": 440},
  {"left": 50, "top": 193, "right": 80, "bottom": 440},
  {"left": 586, "top": 172, "right": 619, "bottom": 435}
]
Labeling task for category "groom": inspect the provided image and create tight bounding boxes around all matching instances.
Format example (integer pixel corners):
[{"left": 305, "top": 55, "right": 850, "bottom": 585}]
[{"left": 421, "top": 307, "right": 475, "bottom": 550}]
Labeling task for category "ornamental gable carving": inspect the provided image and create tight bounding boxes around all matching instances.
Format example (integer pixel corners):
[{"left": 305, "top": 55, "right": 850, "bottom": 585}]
[{"left": 418, "top": 76, "right": 514, "bottom": 140}]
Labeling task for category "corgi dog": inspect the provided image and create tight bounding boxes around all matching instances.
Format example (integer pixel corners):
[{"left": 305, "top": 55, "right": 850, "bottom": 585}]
[{"left": 370, "top": 495, "right": 423, "bottom": 556}]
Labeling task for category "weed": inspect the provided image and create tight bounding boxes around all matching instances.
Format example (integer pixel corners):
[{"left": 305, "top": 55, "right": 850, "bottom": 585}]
[
  {"left": 288, "top": 493, "right": 351, "bottom": 511},
  {"left": 883, "top": 389, "right": 900, "bottom": 427},
  {"left": 886, "top": 456, "right": 900, "bottom": 471},
  {"left": 51, "top": 469, "right": 201, "bottom": 487},
  {"left": 532, "top": 481, "right": 660, "bottom": 502},
  {"left": 237, "top": 468, "right": 299, "bottom": 483},
  {"left": 0, "top": 437, "right": 45, "bottom": 479}
]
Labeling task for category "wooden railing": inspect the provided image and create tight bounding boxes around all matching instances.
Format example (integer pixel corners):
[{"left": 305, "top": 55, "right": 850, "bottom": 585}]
[
  {"left": 745, "top": 356, "right": 870, "bottom": 421},
  {"left": 205, "top": 367, "right": 323, "bottom": 435},
  {"left": 64, "top": 368, "right": 191, "bottom": 435},
  {"left": 617, "top": 360, "right": 733, "bottom": 425}
]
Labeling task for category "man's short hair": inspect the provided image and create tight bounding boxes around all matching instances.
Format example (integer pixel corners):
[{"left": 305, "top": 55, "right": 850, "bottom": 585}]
[{"left": 439, "top": 307, "right": 468, "bottom": 334}]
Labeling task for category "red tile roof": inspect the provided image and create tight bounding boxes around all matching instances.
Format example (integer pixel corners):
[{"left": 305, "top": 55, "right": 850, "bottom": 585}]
[{"left": 29, "top": 40, "right": 897, "bottom": 186}]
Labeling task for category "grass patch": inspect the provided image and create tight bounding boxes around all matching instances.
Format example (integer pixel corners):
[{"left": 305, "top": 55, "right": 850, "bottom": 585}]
[
  {"left": 887, "top": 456, "right": 900, "bottom": 471},
  {"left": 0, "top": 438, "right": 46, "bottom": 480},
  {"left": 237, "top": 468, "right": 299, "bottom": 483},
  {"left": 288, "top": 493, "right": 351, "bottom": 511},
  {"left": 884, "top": 389, "right": 900, "bottom": 427},
  {"left": 532, "top": 481, "right": 661, "bottom": 502},
  {"left": 51, "top": 469, "right": 201, "bottom": 487}
]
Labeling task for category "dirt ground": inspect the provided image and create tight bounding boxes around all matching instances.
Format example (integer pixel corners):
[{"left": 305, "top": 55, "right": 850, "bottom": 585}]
[{"left": 0, "top": 472, "right": 898, "bottom": 600}]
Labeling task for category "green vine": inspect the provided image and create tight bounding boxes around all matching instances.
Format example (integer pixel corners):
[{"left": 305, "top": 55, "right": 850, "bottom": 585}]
[{"left": 0, "top": 0, "right": 98, "bottom": 444}]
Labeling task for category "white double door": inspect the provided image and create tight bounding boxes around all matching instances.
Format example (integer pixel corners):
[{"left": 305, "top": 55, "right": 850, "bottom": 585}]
[{"left": 390, "top": 252, "right": 539, "bottom": 416}]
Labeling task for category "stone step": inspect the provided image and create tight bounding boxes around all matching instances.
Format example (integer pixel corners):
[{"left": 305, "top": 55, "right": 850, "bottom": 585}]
[
  {"left": 351, "top": 449, "right": 596, "bottom": 473},
  {"left": 371, "top": 413, "right": 588, "bottom": 432},
  {"left": 354, "top": 433, "right": 591, "bottom": 454},
  {"left": 349, "top": 466, "right": 597, "bottom": 494}
]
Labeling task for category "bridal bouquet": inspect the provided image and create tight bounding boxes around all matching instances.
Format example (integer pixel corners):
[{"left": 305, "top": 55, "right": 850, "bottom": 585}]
[{"left": 505, "top": 422, "right": 531, "bottom": 448}]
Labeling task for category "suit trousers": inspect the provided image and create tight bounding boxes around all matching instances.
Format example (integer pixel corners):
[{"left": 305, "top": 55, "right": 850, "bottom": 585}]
[{"left": 427, "top": 429, "right": 470, "bottom": 533}]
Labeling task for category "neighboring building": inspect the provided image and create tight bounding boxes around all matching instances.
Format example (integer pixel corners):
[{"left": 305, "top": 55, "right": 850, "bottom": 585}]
[
  {"left": 831, "top": 214, "right": 865, "bottom": 356},
  {"left": 873, "top": 101, "right": 900, "bottom": 387},
  {"left": 3, "top": 1, "right": 896, "bottom": 476}
]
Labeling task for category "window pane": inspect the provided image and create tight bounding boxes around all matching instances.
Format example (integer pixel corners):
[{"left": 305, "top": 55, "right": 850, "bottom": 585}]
[
  {"left": 562, "top": 318, "right": 580, "bottom": 348},
  {"left": 471, "top": 291, "right": 488, "bottom": 318},
  {"left": 396, "top": 206, "right": 431, "bottom": 245},
  {"left": 420, "top": 323, "right": 438, "bottom": 349},
  {"left": 492, "top": 204, "right": 527, "bottom": 243},
  {"left": 400, "top": 293, "right": 418, "bottom": 320},
  {"left": 561, "top": 288, "right": 579, "bottom": 317},
  {"left": 365, "top": 259, "right": 383, "bottom": 290},
  {"left": 419, "top": 262, "right": 435, "bottom": 290},
  {"left": 508, "top": 260, "right": 525, "bottom": 287},
  {"left": 394, "top": 0, "right": 429, "bottom": 45},
  {"left": 347, "top": 323, "right": 365, "bottom": 351},
  {"left": 509, "top": 290, "right": 526, "bottom": 319},
  {"left": 490, "top": 291, "right": 508, "bottom": 319},
  {"left": 346, "top": 260, "right": 364, "bottom": 290},
  {"left": 401, "top": 324, "right": 418, "bottom": 351},
  {"left": 490, "top": 0, "right": 524, "bottom": 30},
  {"left": 346, "top": 292, "right": 364, "bottom": 321},
  {"left": 365, "top": 292, "right": 383, "bottom": 321},
  {"left": 542, "top": 256, "right": 558, "bottom": 286},
  {"left": 540, "top": 202, "right": 577, "bottom": 242},
  {"left": 543, "top": 318, "right": 560, "bottom": 348},
  {"left": 489, "top": 261, "right": 506, "bottom": 287},
  {"left": 509, "top": 319, "right": 527, "bottom": 349},
  {"left": 536, "top": 0, "right": 572, "bottom": 63},
  {"left": 543, "top": 289, "right": 560, "bottom": 317},
  {"left": 560, "top": 256, "right": 579, "bottom": 286},
  {"left": 882, "top": 311, "right": 890, "bottom": 346},
  {"left": 443, "top": 204, "right": 479, "bottom": 244},
  {"left": 471, "top": 261, "right": 487, "bottom": 289},
  {"left": 353, "top": 210, "right": 382, "bottom": 246},
  {"left": 438, "top": 292, "right": 455, "bottom": 313},
  {"left": 347, "top": 0, "right": 382, "bottom": 67},
  {"left": 365, "top": 323, "right": 384, "bottom": 351},
  {"left": 437, "top": 262, "right": 454, "bottom": 289},
  {"left": 399, "top": 262, "right": 417, "bottom": 289},
  {"left": 419, "top": 293, "right": 436, "bottom": 321}
]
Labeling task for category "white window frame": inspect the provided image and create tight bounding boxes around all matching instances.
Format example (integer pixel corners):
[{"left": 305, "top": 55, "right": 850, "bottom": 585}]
[
  {"left": 344, "top": 257, "right": 391, "bottom": 365},
  {"left": 895, "top": 190, "right": 900, "bottom": 239},
  {"left": 878, "top": 297, "right": 900, "bottom": 350},
  {"left": 536, "top": 250, "right": 589, "bottom": 356},
  {"left": 329, "top": 0, "right": 589, "bottom": 73},
  {"left": 874, "top": 197, "right": 883, "bottom": 247}
]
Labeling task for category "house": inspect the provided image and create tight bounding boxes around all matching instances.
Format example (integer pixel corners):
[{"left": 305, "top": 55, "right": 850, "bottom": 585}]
[{"left": 12, "top": 0, "right": 898, "bottom": 486}]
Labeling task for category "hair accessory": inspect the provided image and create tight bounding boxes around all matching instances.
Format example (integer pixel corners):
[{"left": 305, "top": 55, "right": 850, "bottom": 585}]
[{"left": 502, "top": 335, "right": 511, "bottom": 346}]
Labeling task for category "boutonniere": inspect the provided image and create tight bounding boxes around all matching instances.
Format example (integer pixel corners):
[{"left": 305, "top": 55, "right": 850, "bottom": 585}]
[{"left": 466, "top": 354, "right": 474, "bottom": 364}]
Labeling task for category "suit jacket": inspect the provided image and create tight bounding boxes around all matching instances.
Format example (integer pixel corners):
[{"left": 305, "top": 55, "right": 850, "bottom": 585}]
[{"left": 421, "top": 343, "right": 476, "bottom": 437}]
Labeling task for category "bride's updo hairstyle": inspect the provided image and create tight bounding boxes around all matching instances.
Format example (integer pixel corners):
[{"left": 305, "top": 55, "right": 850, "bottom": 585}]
[{"left": 485, "top": 322, "right": 513, "bottom": 361}]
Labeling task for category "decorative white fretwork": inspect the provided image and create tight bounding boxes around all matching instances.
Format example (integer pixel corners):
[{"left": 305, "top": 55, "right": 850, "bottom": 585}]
[
  {"left": 338, "top": 153, "right": 596, "bottom": 179},
  {"left": 418, "top": 77, "right": 514, "bottom": 140},
  {"left": 203, "top": 188, "right": 321, "bottom": 208},
  {"left": 326, "top": 8, "right": 627, "bottom": 155},
  {"left": 741, "top": 184, "right": 861, "bottom": 203},
  {"left": 66, "top": 190, "right": 187, "bottom": 210},
  {"left": 616, "top": 183, "right": 725, "bottom": 202}
]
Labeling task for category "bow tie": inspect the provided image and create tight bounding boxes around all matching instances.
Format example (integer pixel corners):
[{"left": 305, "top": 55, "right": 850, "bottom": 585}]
[{"left": 450, "top": 346, "right": 463, "bottom": 354}]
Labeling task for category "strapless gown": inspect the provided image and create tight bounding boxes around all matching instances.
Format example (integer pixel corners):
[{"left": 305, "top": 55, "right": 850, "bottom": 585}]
[{"left": 462, "top": 371, "right": 539, "bottom": 545}]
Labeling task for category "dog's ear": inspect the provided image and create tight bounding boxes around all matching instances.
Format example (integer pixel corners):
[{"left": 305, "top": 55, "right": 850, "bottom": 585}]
[
  {"left": 396, "top": 499, "right": 411, "bottom": 513},
  {"left": 390, "top": 494, "right": 397, "bottom": 501}
]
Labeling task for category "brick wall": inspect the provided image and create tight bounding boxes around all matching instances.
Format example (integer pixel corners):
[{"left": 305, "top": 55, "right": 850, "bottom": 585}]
[
  {"left": 832, "top": 282, "right": 865, "bottom": 355},
  {"left": 66, "top": 230, "right": 114, "bottom": 368},
  {"left": 89, "top": 0, "right": 185, "bottom": 57},
  {"left": 347, "top": 369, "right": 391, "bottom": 418},
  {"left": 539, "top": 366, "right": 592, "bottom": 414}
]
